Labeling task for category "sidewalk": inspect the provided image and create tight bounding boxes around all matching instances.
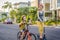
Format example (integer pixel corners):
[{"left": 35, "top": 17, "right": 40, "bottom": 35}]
[
  {"left": 33, "top": 24, "right": 60, "bottom": 27},
  {"left": 0, "top": 22, "right": 3, "bottom": 24}
]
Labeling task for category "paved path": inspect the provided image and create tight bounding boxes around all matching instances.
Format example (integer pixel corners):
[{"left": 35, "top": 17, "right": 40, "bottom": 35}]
[{"left": 0, "top": 24, "right": 60, "bottom": 40}]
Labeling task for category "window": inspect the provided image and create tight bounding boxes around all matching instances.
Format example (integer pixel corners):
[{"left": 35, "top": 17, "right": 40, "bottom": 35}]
[
  {"left": 57, "top": 0, "right": 60, "bottom": 7},
  {"left": 45, "top": 12, "right": 52, "bottom": 17},
  {"left": 45, "top": 3, "right": 50, "bottom": 11},
  {"left": 43, "top": 0, "right": 50, "bottom": 3}
]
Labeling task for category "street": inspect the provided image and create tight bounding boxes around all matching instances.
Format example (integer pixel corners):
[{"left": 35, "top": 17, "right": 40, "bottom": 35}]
[
  {"left": 0, "top": 24, "right": 19, "bottom": 40},
  {"left": 0, "top": 24, "right": 60, "bottom": 40},
  {"left": 45, "top": 27, "right": 60, "bottom": 40}
]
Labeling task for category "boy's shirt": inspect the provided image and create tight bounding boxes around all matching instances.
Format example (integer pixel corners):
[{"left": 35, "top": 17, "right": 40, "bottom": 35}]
[{"left": 19, "top": 21, "right": 26, "bottom": 30}]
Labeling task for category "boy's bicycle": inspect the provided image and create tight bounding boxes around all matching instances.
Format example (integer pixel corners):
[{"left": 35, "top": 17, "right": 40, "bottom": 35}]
[{"left": 17, "top": 24, "right": 36, "bottom": 40}]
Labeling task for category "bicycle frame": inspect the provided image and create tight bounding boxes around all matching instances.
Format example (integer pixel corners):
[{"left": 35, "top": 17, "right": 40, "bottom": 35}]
[{"left": 24, "top": 24, "right": 30, "bottom": 35}]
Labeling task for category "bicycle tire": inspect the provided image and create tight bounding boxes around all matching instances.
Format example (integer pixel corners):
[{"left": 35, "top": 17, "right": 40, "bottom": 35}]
[
  {"left": 26, "top": 33, "right": 36, "bottom": 40},
  {"left": 17, "top": 31, "right": 21, "bottom": 40},
  {"left": 17, "top": 31, "right": 36, "bottom": 40},
  {"left": 17, "top": 31, "right": 26, "bottom": 40}
]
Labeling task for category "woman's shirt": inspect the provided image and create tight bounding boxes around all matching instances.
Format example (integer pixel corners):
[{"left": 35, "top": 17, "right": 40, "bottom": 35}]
[{"left": 38, "top": 11, "right": 44, "bottom": 22}]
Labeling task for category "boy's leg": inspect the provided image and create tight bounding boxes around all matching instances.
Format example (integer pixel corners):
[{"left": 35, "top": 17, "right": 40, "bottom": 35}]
[
  {"left": 27, "top": 32, "right": 32, "bottom": 40},
  {"left": 20, "top": 30, "right": 25, "bottom": 40}
]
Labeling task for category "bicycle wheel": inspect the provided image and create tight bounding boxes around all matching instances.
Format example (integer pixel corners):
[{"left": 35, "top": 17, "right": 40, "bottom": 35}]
[
  {"left": 17, "top": 31, "right": 21, "bottom": 40},
  {"left": 26, "top": 33, "right": 36, "bottom": 40},
  {"left": 17, "top": 31, "right": 27, "bottom": 40}
]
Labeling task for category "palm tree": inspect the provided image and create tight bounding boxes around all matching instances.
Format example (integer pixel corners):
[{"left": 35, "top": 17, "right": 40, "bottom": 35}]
[
  {"left": 2, "top": 1, "right": 12, "bottom": 17},
  {"left": 10, "top": 9, "right": 17, "bottom": 23},
  {"left": 1, "top": 13, "right": 7, "bottom": 22},
  {"left": 2, "top": 4, "right": 7, "bottom": 12}
]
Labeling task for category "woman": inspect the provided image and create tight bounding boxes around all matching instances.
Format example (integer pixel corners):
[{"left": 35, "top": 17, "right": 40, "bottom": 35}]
[{"left": 37, "top": 4, "right": 44, "bottom": 40}]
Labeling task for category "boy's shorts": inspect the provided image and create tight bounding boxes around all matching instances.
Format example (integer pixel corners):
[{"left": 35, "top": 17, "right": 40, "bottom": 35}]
[{"left": 20, "top": 29, "right": 25, "bottom": 32}]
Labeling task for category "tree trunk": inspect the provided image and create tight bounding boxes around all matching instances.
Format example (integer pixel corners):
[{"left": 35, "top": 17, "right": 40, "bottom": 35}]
[{"left": 14, "top": 16, "right": 16, "bottom": 23}]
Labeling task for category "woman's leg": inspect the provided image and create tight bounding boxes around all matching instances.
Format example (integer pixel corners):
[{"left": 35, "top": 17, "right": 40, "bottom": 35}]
[
  {"left": 40, "top": 22, "right": 44, "bottom": 39},
  {"left": 37, "top": 21, "right": 44, "bottom": 39}
]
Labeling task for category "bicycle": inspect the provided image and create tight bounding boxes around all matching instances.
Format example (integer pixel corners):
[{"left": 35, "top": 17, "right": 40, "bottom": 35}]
[{"left": 17, "top": 24, "right": 36, "bottom": 40}]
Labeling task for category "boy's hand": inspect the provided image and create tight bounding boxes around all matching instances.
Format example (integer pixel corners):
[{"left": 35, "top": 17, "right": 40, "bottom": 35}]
[
  {"left": 19, "top": 22, "right": 25, "bottom": 27},
  {"left": 19, "top": 22, "right": 23, "bottom": 27}
]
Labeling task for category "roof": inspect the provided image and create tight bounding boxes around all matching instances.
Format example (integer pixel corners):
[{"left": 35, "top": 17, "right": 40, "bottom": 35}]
[{"left": 14, "top": 1, "right": 30, "bottom": 5}]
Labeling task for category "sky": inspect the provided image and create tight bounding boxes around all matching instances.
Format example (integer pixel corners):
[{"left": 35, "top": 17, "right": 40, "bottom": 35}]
[
  {"left": 0, "top": 0, "right": 31, "bottom": 12},
  {"left": 0, "top": 0, "right": 31, "bottom": 6}
]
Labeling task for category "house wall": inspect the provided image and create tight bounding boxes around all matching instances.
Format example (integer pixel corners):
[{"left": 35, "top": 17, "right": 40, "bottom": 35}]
[{"left": 31, "top": 0, "right": 38, "bottom": 8}]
